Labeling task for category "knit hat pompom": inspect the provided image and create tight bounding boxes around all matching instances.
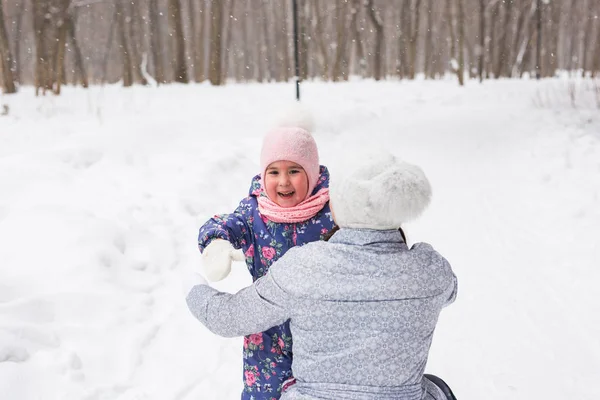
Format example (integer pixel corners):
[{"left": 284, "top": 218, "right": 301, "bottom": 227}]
[
  {"left": 260, "top": 104, "right": 320, "bottom": 199},
  {"left": 329, "top": 152, "right": 432, "bottom": 230},
  {"left": 270, "top": 102, "right": 316, "bottom": 133}
]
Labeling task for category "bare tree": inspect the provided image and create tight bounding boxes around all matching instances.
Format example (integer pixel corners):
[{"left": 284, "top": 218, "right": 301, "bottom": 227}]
[
  {"left": 53, "top": 0, "right": 71, "bottom": 95},
  {"left": 281, "top": 2, "right": 291, "bottom": 81},
  {"left": 2, "top": 0, "right": 598, "bottom": 90},
  {"left": 33, "top": 0, "right": 53, "bottom": 95},
  {"left": 66, "top": 8, "right": 88, "bottom": 88},
  {"left": 350, "top": 0, "right": 366, "bottom": 77},
  {"left": 396, "top": 0, "right": 410, "bottom": 78},
  {"left": 252, "top": 0, "right": 264, "bottom": 82},
  {"left": 148, "top": 0, "right": 166, "bottom": 84},
  {"left": 331, "top": 0, "right": 350, "bottom": 82},
  {"left": 311, "top": 0, "right": 330, "bottom": 79},
  {"left": 241, "top": 0, "right": 252, "bottom": 81},
  {"left": 221, "top": 0, "right": 236, "bottom": 82},
  {"left": 12, "top": 0, "right": 26, "bottom": 84},
  {"left": 299, "top": 0, "right": 309, "bottom": 80},
  {"left": 409, "top": 0, "right": 422, "bottom": 79},
  {"left": 169, "top": 0, "right": 188, "bottom": 83},
  {"left": 115, "top": 0, "right": 133, "bottom": 86},
  {"left": 593, "top": 1, "right": 600, "bottom": 77},
  {"left": 366, "top": 0, "right": 384, "bottom": 81},
  {"left": 511, "top": 0, "right": 537, "bottom": 77},
  {"left": 208, "top": 0, "right": 224, "bottom": 85},
  {"left": 128, "top": 1, "right": 148, "bottom": 85},
  {"left": 187, "top": 0, "right": 198, "bottom": 81},
  {"left": 535, "top": 0, "right": 542, "bottom": 79},
  {"left": 197, "top": 0, "right": 208, "bottom": 82},
  {"left": 0, "top": 0, "right": 16, "bottom": 93},
  {"left": 456, "top": 0, "right": 465, "bottom": 85},
  {"left": 579, "top": 0, "right": 592, "bottom": 76},
  {"left": 424, "top": 0, "right": 434, "bottom": 79}
]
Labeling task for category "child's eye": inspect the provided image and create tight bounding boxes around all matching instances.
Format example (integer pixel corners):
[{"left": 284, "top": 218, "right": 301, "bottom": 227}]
[
  {"left": 289, "top": 169, "right": 300, "bottom": 174},
  {"left": 268, "top": 170, "right": 279, "bottom": 175}
]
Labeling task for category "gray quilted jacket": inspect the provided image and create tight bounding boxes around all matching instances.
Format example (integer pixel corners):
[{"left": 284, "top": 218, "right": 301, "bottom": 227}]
[{"left": 187, "top": 228, "right": 457, "bottom": 400}]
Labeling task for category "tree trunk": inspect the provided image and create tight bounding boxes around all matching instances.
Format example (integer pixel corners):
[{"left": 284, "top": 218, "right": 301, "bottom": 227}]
[
  {"left": 409, "top": 0, "right": 422, "bottom": 79},
  {"left": 299, "top": 0, "right": 309, "bottom": 80},
  {"left": 169, "top": 0, "right": 188, "bottom": 83},
  {"left": 457, "top": 0, "right": 465, "bottom": 85},
  {"left": 350, "top": 0, "right": 366, "bottom": 77},
  {"left": 366, "top": 0, "right": 384, "bottom": 81},
  {"left": 447, "top": 0, "right": 457, "bottom": 79},
  {"left": 478, "top": 0, "right": 485, "bottom": 82},
  {"left": 242, "top": 0, "right": 252, "bottom": 81},
  {"left": 66, "top": 10, "right": 88, "bottom": 88},
  {"left": 546, "top": 0, "right": 560, "bottom": 77},
  {"left": 13, "top": 0, "right": 26, "bottom": 84},
  {"left": 208, "top": 0, "right": 223, "bottom": 85},
  {"left": 511, "top": 0, "right": 537, "bottom": 77},
  {"left": 128, "top": 1, "right": 148, "bottom": 85},
  {"left": 494, "top": 0, "right": 512, "bottom": 78},
  {"left": 101, "top": 5, "right": 117, "bottom": 84},
  {"left": 33, "top": 0, "right": 52, "bottom": 95},
  {"left": 221, "top": 0, "right": 236, "bottom": 82},
  {"left": 486, "top": 1, "right": 498, "bottom": 78},
  {"left": 0, "top": 0, "right": 16, "bottom": 93},
  {"left": 535, "top": 0, "right": 542, "bottom": 79},
  {"left": 424, "top": 0, "right": 433, "bottom": 79},
  {"left": 399, "top": 0, "right": 411, "bottom": 77},
  {"left": 274, "top": 1, "right": 290, "bottom": 81},
  {"left": 566, "top": 0, "right": 576, "bottom": 72},
  {"left": 260, "top": 0, "right": 275, "bottom": 81},
  {"left": 197, "top": 0, "right": 207, "bottom": 82},
  {"left": 579, "top": 0, "right": 592, "bottom": 76},
  {"left": 311, "top": 0, "right": 330, "bottom": 80},
  {"left": 253, "top": 0, "right": 264, "bottom": 82},
  {"left": 188, "top": 0, "right": 198, "bottom": 81},
  {"left": 593, "top": 1, "right": 600, "bottom": 77},
  {"left": 53, "top": 0, "right": 70, "bottom": 95},
  {"left": 148, "top": 0, "right": 166, "bottom": 84},
  {"left": 116, "top": 1, "right": 133, "bottom": 87},
  {"left": 331, "top": 0, "right": 350, "bottom": 81}
]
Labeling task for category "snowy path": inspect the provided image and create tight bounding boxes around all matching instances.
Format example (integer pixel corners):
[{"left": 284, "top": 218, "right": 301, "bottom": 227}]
[{"left": 1, "top": 79, "right": 599, "bottom": 399}]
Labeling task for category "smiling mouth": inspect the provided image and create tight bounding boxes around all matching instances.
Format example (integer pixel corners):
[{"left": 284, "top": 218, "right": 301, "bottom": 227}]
[{"left": 278, "top": 191, "right": 295, "bottom": 198}]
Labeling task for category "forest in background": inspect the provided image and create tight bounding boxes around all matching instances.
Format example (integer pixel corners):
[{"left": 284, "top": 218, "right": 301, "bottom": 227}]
[{"left": 0, "top": 0, "right": 599, "bottom": 95}]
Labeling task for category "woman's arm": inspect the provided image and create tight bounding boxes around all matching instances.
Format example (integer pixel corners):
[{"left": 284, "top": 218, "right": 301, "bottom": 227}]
[{"left": 186, "top": 272, "right": 290, "bottom": 337}]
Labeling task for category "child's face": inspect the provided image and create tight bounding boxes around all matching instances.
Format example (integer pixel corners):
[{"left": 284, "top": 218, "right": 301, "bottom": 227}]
[{"left": 264, "top": 161, "right": 309, "bottom": 207}]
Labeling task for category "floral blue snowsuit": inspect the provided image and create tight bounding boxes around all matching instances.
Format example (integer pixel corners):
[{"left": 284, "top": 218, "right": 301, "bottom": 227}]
[{"left": 197, "top": 166, "right": 335, "bottom": 400}]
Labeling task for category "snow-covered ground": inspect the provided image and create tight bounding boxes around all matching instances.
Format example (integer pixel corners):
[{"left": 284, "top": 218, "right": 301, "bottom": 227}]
[{"left": 1, "top": 78, "right": 599, "bottom": 400}]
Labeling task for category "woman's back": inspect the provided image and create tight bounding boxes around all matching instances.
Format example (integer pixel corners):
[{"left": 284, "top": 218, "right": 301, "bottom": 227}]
[{"left": 270, "top": 228, "right": 457, "bottom": 398}]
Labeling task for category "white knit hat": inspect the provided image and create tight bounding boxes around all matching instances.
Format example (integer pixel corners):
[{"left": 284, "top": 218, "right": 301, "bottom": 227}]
[{"left": 329, "top": 152, "right": 432, "bottom": 230}]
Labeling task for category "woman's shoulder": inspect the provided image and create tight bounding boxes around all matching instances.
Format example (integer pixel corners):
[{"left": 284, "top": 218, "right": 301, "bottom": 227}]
[{"left": 408, "top": 242, "right": 454, "bottom": 277}]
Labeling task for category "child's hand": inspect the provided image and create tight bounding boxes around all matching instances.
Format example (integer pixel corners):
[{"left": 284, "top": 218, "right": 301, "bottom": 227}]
[{"left": 201, "top": 239, "right": 242, "bottom": 282}]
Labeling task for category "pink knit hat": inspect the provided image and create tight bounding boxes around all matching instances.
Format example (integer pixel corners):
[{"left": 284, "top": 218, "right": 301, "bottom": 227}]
[{"left": 260, "top": 126, "right": 320, "bottom": 200}]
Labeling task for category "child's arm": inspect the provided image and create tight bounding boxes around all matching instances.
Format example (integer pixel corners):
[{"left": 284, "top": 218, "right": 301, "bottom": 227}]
[
  {"left": 186, "top": 272, "right": 289, "bottom": 337},
  {"left": 198, "top": 199, "right": 253, "bottom": 252},
  {"left": 197, "top": 200, "right": 253, "bottom": 281}
]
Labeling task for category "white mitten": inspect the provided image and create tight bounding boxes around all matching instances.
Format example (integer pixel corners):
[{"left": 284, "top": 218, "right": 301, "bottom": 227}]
[{"left": 201, "top": 239, "right": 244, "bottom": 282}]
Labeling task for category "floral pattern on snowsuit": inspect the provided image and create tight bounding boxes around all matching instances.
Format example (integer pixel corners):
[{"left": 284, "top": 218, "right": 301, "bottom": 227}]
[{"left": 198, "top": 166, "right": 335, "bottom": 400}]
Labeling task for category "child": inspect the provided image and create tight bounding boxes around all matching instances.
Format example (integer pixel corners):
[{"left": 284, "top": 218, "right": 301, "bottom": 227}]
[
  {"left": 196, "top": 110, "right": 335, "bottom": 400},
  {"left": 187, "top": 151, "right": 458, "bottom": 400}
]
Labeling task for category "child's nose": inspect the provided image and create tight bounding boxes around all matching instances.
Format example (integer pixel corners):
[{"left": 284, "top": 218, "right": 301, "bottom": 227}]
[{"left": 279, "top": 174, "right": 291, "bottom": 185}]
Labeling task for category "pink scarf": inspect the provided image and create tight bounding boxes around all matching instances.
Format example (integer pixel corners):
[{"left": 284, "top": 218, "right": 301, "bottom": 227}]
[{"left": 257, "top": 188, "right": 330, "bottom": 223}]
